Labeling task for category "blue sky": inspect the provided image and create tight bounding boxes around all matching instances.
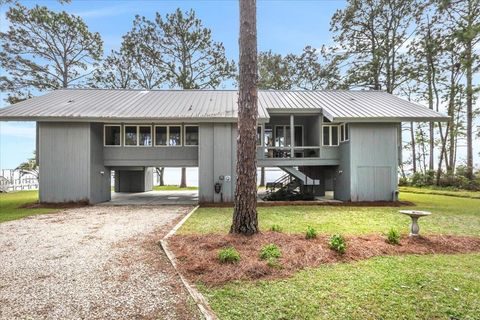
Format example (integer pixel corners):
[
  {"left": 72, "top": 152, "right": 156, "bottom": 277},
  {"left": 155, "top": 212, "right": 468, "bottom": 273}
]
[
  {"left": 0, "top": 0, "right": 478, "bottom": 170},
  {"left": 0, "top": 0, "right": 345, "bottom": 169}
]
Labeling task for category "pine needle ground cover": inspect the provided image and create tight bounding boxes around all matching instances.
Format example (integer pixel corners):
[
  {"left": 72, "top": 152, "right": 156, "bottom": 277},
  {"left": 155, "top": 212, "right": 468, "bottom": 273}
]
[{"left": 172, "top": 190, "right": 480, "bottom": 319}]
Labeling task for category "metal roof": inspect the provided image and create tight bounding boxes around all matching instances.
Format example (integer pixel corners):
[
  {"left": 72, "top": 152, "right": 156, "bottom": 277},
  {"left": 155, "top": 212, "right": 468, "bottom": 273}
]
[{"left": 0, "top": 89, "right": 449, "bottom": 123}]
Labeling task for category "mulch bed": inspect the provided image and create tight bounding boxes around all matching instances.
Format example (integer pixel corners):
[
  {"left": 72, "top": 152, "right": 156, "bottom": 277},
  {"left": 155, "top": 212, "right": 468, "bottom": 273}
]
[
  {"left": 168, "top": 232, "right": 480, "bottom": 286},
  {"left": 19, "top": 201, "right": 90, "bottom": 209}
]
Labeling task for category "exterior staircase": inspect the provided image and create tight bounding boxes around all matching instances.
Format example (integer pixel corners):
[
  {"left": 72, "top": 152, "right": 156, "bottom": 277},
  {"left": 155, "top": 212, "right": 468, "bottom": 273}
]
[
  {"left": 263, "top": 166, "right": 319, "bottom": 201},
  {"left": 279, "top": 166, "right": 321, "bottom": 186}
]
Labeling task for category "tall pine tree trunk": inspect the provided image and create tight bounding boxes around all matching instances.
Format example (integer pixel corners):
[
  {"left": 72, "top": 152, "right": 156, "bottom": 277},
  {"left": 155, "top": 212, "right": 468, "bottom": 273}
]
[
  {"left": 231, "top": 0, "right": 258, "bottom": 235},
  {"left": 260, "top": 167, "right": 265, "bottom": 187},
  {"left": 465, "top": 41, "right": 473, "bottom": 179},
  {"left": 180, "top": 167, "right": 187, "bottom": 188},
  {"left": 427, "top": 70, "right": 434, "bottom": 171},
  {"left": 155, "top": 167, "right": 165, "bottom": 186},
  {"left": 410, "top": 122, "right": 417, "bottom": 173}
]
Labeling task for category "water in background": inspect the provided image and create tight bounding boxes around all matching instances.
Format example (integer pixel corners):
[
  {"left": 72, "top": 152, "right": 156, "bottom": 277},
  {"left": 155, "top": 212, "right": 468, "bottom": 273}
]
[{"left": 156, "top": 167, "right": 284, "bottom": 187}]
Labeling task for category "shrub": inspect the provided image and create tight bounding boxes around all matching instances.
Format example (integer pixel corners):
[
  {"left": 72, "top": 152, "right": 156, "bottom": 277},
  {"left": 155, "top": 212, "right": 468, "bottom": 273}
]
[
  {"left": 386, "top": 228, "right": 401, "bottom": 245},
  {"left": 398, "top": 176, "right": 409, "bottom": 186},
  {"left": 266, "top": 257, "right": 282, "bottom": 269},
  {"left": 259, "top": 243, "right": 281, "bottom": 260},
  {"left": 218, "top": 247, "right": 240, "bottom": 263},
  {"left": 270, "top": 224, "right": 282, "bottom": 232},
  {"left": 329, "top": 234, "right": 347, "bottom": 254},
  {"left": 305, "top": 226, "right": 317, "bottom": 239}
]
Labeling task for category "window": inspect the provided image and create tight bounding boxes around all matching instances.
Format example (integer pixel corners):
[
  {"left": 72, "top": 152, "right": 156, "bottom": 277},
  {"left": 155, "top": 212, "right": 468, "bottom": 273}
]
[
  {"left": 275, "top": 125, "right": 303, "bottom": 147},
  {"left": 124, "top": 126, "right": 137, "bottom": 146},
  {"left": 154, "top": 125, "right": 182, "bottom": 146},
  {"left": 322, "top": 125, "right": 339, "bottom": 146},
  {"left": 139, "top": 126, "right": 152, "bottom": 146},
  {"left": 155, "top": 126, "right": 167, "bottom": 145},
  {"left": 169, "top": 126, "right": 181, "bottom": 146},
  {"left": 185, "top": 126, "right": 199, "bottom": 146},
  {"left": 275, "top": 126, "right": 286, "bottom": 147},
  {"left": 345, "top": 123, "right": 349, "bottom": 141},
  {"left": 339, "top": 123, "right": 350, "bottom": 142},
  {"left": 257, "top": 126, "right": 261, "bottom": 145},
  {"left": 294, "top": 126, "right": 303, "bottom": 147},
  {"left": 264, "top": 126, "right": 273, "bottom": 147},
  {"left": 104, "top": 125, "right": 121, "bottom": 146}
]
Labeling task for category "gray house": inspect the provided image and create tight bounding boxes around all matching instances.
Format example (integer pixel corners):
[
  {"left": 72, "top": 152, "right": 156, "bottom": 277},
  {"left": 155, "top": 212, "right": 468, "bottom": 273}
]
[{"left": 0, "top": 89, "right": 448, "bottom": 204}]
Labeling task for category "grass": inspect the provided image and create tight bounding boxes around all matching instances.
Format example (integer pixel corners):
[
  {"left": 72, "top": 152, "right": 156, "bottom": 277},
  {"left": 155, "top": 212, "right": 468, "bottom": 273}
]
[
  {"left": 178, "top": 191, "right": 480, "bottom": 236},
  {"left": 399, "top": 186, "right": 480, "bottom": 199},
  {"left": 180, "top": 187, "right": 480, "bottom": 319},
  {"left": 201, "top": 253, "right": 480, "bottom": 320},
  {"left": 0, "top": 191, "right": 59, "bottom": 223},
  {"left": 152, "top": 185, "right": 198, "bottom": 191}
]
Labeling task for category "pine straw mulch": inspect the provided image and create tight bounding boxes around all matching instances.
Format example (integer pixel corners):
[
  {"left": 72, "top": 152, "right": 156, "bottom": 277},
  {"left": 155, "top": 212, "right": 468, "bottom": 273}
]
[
  {"left": 168, "top": 232, "right": 480, "bottom": 286},
  {"left": 19, "top": 200, "right": 90, "bottom": 209}
]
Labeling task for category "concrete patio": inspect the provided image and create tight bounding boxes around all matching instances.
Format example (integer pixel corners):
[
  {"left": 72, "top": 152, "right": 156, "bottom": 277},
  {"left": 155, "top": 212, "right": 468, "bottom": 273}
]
[{"left": 101, "top": 190, "right": 199, "bottom": 205}]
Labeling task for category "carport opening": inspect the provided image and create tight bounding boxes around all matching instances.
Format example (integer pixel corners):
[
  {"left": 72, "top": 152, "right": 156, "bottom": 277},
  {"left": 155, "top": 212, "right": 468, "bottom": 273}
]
[
  {"left": 258, "top": 167, "right": 336, "bottom": 201},
  {"left": 109, "top": 167, "right": 199, "bottom": 205}
]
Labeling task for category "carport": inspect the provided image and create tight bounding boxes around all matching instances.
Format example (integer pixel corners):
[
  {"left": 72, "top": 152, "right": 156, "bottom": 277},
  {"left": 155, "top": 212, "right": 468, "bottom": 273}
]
[{"left": 103, "top": 190, "right": 198, "bottom": 205}]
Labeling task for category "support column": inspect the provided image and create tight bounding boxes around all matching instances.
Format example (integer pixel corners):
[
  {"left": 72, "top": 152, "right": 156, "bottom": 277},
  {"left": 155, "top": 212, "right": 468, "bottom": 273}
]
[
  {"left": 290, "top": 114, "right": 295, "bottom": 158},
  {"left": 319, "top": 114, "right": 323, "bottom": 158}
]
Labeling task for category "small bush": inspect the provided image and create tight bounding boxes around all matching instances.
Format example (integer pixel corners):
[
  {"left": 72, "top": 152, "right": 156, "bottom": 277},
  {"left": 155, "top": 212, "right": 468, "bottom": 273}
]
[
  {"left": 305, "top": 226, "right": 317, "bottom": 239},
  {"left": 386, "top": 228, "right": 401, "bottom": 245},
  {"left": 329, "top": 234, "right": 347, "bottom": 254},
  {"left": 260, "top": 243, "right": 281, "bottom": 260},
  {"left": 270, "top": 224, "right": 282, "bottom": 232},
  {"left": 398, "top": 176, "right": 409, "bottom": 186},
  {"left": 266, "top": 257, "right": 282, "bottom": 269},
  {"left": 218, "top": 247, "right": 240, "bottom": 263}
]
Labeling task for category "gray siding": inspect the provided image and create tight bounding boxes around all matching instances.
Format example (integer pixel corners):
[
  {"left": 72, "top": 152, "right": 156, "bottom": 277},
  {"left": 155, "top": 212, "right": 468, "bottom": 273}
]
[
  {"left": 198, "top": 123, "right": 236, "bottom": 203},
  {"left": 38, "top": 122, "right": 110, "bottom": 204},
  {"left": 104, "top": 147, "right": 198, "bottom": 167},
  {"left": 89, "top": 123, "right": 111, "bottom": 203},
  {"left": 334, "top": 141, "right": 351, "bottom": 201},
  {"left": 39, "top": 122, "right": 90, "bottom": 203},
  {"left": 349, "top": 123, "right": 398, "bottom": 201}
]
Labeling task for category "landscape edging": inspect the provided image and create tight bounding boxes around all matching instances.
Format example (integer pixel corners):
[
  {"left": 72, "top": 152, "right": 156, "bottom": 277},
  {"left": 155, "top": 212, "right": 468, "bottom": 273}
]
[{"left": 160, "top": 205, "right": 218, "bottom": 320}]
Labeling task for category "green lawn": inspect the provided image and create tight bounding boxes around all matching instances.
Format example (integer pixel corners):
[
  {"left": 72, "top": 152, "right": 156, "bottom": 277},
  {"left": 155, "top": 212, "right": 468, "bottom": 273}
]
[
  {"left": 0, "top": 190, "right": 59, "bottom": 223},
  {"left": 179, "top": 189, "right": 480, "bottom": 319},
  {"left": 202, "top": 253, "right": 480, "bottom": 320},
  {"left": 178, "top": 192, "right": 480, "bottom": 236},
  {"left": 399, "top": 186, "right": 480, "bottom": 199},
  {"left": 153, "top": 185, "right": 198, "bottom": 191}
]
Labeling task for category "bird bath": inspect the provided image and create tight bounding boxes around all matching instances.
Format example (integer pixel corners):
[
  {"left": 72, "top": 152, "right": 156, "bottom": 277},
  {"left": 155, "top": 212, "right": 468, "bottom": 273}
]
[{"left": 399, "top": 210, "right": 432, "bottom": 236}]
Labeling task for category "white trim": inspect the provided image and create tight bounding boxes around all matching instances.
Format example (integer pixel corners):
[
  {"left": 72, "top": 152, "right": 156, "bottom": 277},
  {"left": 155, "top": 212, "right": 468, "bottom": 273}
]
[
  {"left": 154, "top": 124, "right": 183, "bottom": 147},
  {"left": 322, "top": 125, "right": 339, "bottom": 147},
  {"left": 339, "top": 123, "right": 350, "bottom": 143},
  {"left": 138, "top": 125, "right": 153, "bottom": 147},
  {"left": 257, "top": 125, "right": 263, "bottom": 146},
  {"left": 103, "top": 124, "right": 122, "bottom": 147},
  {"left": 184, "top": 125, "right": 199, "bottom": 146},
  {"left": 122, "top": 125, "right": 153, "bottom": 147},
  {"left": 124, "top": 125, "right": 139, "bottom": 147}
]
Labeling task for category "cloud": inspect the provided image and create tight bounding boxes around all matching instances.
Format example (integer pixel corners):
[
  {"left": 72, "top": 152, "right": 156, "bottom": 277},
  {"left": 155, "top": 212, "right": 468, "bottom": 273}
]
[{"left": 0, "top": 122, "right": 36, "bottom": 139}]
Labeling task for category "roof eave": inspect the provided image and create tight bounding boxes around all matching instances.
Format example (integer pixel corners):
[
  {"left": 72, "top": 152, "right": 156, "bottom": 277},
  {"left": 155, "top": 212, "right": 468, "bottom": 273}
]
[
  {"left": 332, "top": 116, "right": 451, "bottom": 123},
  {"left": 0, "top": 115, "right": 270, "bottom": 124}
]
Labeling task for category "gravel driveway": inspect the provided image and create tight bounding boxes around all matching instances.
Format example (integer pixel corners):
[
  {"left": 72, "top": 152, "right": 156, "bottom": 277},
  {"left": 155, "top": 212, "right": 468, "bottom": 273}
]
[{"left": 0, "top": 205, "right": 201, "bottom": 320}]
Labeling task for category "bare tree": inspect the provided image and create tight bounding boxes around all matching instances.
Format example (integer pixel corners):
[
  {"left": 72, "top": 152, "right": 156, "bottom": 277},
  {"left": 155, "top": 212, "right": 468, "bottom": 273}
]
[{"left": 231, "top": 0, "right": 259, "bottom": 235}]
